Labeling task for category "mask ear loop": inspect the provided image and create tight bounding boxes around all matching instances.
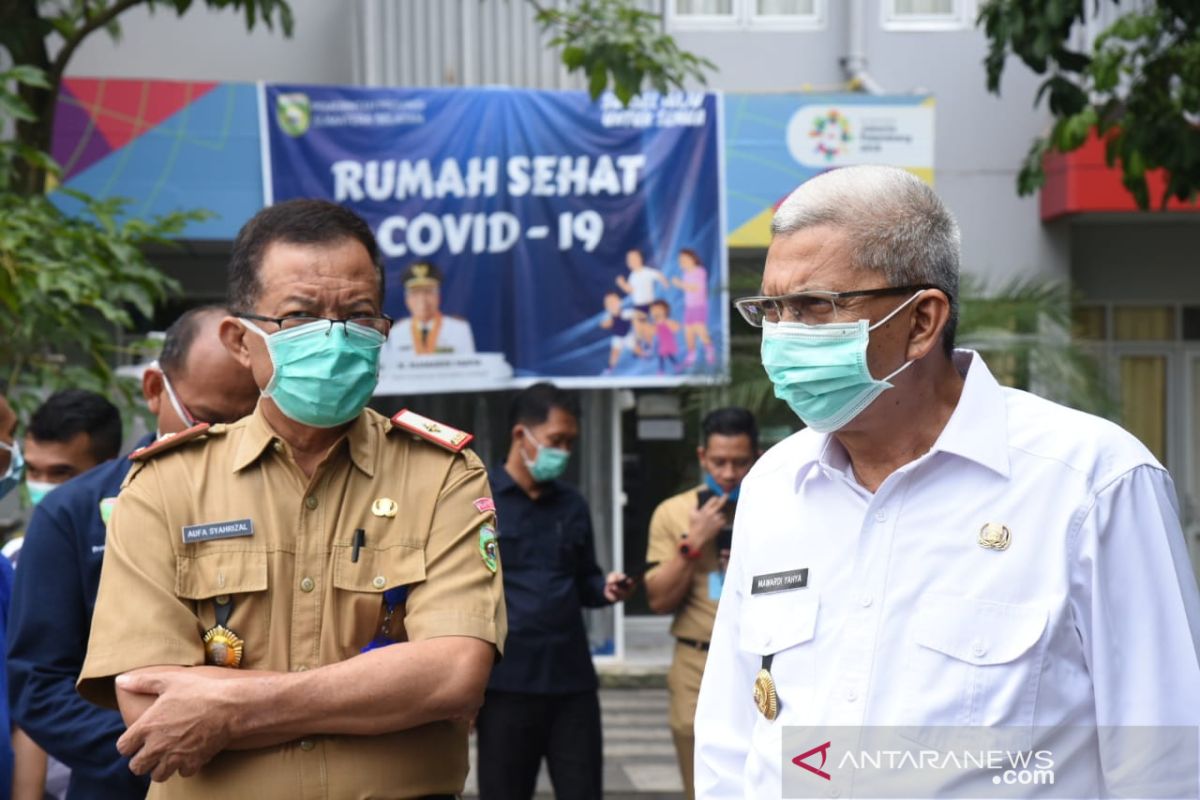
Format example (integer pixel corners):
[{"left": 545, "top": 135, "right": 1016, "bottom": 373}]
[{"left": 868, "top": 290, "right": 929, "bottom": 382}]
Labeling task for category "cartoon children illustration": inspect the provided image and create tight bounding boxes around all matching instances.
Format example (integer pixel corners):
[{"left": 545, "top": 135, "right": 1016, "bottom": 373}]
[
  {"left": 669, "top": 248, "right": 715, "bottom": 365},
  {"left": 649, "top": 300, "right": 682, "bottom": 375},
  {"left": 616, "top": 248, "right": 668, "bottom": 350},
  {"left": 599, "top": 291, "right": 641, "bottom": 373}
]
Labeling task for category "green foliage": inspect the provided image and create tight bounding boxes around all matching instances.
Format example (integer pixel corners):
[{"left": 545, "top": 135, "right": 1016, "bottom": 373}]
[
  {"left": 0, "top": 66, "right": 200, "bottom": 415},
  {"left": 980, "top": 0, "right": 1200, "bottom": 209},
  {"left": 530, "top": 0, "right": 716, "bottom": 105}
]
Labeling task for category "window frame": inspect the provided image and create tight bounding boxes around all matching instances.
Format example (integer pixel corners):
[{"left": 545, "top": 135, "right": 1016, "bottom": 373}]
[
  {"left": 666, "top": 0, "right": 826, "bottom": 32},
  {"left": 881, "top": 0, "right": 975, "bottom": 32}
]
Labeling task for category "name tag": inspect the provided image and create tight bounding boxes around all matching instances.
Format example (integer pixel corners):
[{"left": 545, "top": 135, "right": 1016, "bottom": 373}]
[
  {"left": 751, "top": 568, "right": 809, "bottom": 595},
  {"left": 182, "top": 519, "right": 254, "bottom": 544}
]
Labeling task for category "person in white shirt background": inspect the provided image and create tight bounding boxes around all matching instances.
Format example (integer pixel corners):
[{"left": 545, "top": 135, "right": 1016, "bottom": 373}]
[
  {"left": 695, "top": 165, "right": 1200, "bottom": 799},
  {"left": 616, "top": 248, "right": 668, "bottom": 351}
]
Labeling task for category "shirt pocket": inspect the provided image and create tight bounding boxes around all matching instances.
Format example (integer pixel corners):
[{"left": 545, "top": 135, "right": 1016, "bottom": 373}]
[
  {"left": 331, "top": 542, "right": 426, "bottom": 656},
  {"left": 900, "top": 593, "right": 1048, "bottom": 750},
  {"left": 737, "top": 592, "right": 820, "bottom": 724},
  {"left": 175, "top": 550, "right": 269, "bottom": 667}
]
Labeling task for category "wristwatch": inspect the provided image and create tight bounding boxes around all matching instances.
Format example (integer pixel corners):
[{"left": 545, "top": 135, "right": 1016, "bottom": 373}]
[{"left": 679, "top": 535, "right": 703, "bottom": 560}]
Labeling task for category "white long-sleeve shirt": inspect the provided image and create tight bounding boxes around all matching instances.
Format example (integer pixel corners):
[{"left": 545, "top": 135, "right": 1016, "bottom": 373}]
[{"left": 695, "top": 350, "right": 1200, "bottom": 799}]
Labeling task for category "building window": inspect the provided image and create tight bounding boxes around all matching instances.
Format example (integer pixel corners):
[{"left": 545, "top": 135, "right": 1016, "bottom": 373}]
[
  {"left": 668, "top": 0, "right": 824, "bottom": 30},
  {"left": 882, "top": 0, "right": 975, "bottom": 31}
]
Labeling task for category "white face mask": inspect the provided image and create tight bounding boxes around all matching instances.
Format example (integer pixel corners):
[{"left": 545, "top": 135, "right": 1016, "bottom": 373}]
[{"left": 26, "top": 479, "right": 58, "bottom": 506}]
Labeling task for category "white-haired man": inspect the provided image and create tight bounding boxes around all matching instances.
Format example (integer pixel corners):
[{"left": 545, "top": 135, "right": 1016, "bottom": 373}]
[{"left": 694, "top": 166, "right": 1200, "bottom": 799}]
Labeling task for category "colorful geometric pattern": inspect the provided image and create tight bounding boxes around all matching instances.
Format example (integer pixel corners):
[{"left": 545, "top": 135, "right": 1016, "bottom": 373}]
[{"left": 51, "top": 78, "right": 263, "bottom": 239}]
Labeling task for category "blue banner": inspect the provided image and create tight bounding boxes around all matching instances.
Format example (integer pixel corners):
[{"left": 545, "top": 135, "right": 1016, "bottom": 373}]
[{"left": 263, "top": 85, "right": 726, "bottom": 394}]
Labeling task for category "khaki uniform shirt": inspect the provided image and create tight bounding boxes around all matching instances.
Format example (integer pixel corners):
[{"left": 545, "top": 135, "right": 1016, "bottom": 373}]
[
  {"left": 78, "top": 406, "right": 506, "bottom": 800},
  {"left": 645, "top": 487, "right": 724, "bottom": 643}
]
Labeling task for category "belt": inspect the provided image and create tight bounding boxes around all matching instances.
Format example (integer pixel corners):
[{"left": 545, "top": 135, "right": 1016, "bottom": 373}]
[{"left": 676, "top": 637, "right": 710, "bottom": 651}]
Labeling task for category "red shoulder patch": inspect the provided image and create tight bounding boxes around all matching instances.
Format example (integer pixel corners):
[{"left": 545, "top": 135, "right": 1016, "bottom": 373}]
[
  {"left": 389, "top": 409, "right": 473, "bottom": 453},
  {"left": 129, "top": 423, "right": 212, "bottom": 462}
]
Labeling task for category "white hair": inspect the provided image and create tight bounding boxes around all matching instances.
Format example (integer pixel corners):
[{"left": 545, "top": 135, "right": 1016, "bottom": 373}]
[{"left": 772, "top": 165, "right": 961, "bottom": 353}]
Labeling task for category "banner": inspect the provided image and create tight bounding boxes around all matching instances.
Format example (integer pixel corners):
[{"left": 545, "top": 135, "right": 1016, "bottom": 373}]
[
  {"left": 263, "top": 85, "right": 727, "bottom": 394},
  {"left": 726, "top": 94, "right": 934, "bottom": 247}
]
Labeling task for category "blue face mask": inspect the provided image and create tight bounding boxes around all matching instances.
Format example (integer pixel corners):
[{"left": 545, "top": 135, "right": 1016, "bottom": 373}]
[
  {"left": 522, "top": 429, "right": 571, "bottom": 483},
  {"left": 704, "top": 471, "right": 740, "bottom": 502},
  {"left": 243, "top": 320, "right": 385, "bottom": 429},
  {"left": 761, "top": 291, "right": 923, "bottom": 433},
  {"left": 0, "top": 439, "right": 23, "bottom": 501}
]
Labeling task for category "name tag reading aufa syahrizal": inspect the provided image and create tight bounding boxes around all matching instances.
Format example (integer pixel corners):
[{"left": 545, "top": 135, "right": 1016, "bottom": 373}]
[
  {"left": 182, "top": 519, "right": 254, "bottom": 544},
  {"left": 751, "top": 568, "right": 809, "bottom": 595}
]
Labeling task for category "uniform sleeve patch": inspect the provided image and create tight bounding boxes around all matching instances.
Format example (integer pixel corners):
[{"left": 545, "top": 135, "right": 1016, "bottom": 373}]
[
  {"left": 478, "top": 524, "right": 498, "bottom": 574},
  {"left": 473, "top": 497, "right": 496, "bottom": 514}
]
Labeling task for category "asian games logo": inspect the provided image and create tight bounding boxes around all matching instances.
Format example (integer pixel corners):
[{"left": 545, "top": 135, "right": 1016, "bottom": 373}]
[
  {"left": 809, "top": 109, "right": 852, "bottom": 161},
  {"left": 276, "top": 92, "right": 311, "bottom": 137}
]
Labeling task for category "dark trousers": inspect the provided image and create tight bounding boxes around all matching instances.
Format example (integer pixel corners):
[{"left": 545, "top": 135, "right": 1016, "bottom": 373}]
[{"left": 475, "top": 689, "right": 602, "bottom": 800}]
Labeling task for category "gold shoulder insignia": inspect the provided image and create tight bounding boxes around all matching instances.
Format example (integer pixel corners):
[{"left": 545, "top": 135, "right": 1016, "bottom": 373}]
[
  {"left": 389, "top": 409, "right": 473, "bottom": 453},
  {"left": 129, "top": 423, "right": 215, "bottom": 462}
]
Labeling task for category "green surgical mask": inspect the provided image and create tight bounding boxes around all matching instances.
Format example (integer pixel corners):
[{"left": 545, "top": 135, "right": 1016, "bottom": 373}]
[
  {"left": 522, "top": 429, "right": 570, "bottom": 483},
  {"left": 242, "top": 319, "right": 385, "bottom": 428},
  {"left": 760, "top": 291, "right": 923, "bottom": 433},
  {"left": 26, "top": 480, "right": 57, "bottom": 506}
]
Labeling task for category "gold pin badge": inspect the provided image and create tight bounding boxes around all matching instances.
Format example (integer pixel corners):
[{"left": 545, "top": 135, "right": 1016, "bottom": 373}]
[
  {"left": 753, "top": 669, "right": 779, "bottom": 720},
  {"left": 203, "top": 625, "right": 244, "bottom": 667},
  {"left": 372, "top": 498, "right": 398, "bottom": 518},
  {"left": 978, "top": 522, "right": 1011, "bottom": 551}
]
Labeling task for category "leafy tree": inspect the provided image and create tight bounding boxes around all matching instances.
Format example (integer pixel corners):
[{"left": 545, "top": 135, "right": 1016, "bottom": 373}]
[
  {"left": 530, "top": 0, "right": 716, "bottom": 105},
  {"left": 0, "top": 66, "right": 200, "bottom": 414},
  {"left": 0, "top": 0, "right": 295, "bottom": 195},
  {"left": 980, "top": 0, "right": 1200, "bottom": 209}
]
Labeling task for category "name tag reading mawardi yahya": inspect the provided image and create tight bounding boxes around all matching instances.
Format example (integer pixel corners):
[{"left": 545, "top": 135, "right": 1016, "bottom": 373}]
[{"left": 750, "top": 568, "right": 809, "bottom": 595}]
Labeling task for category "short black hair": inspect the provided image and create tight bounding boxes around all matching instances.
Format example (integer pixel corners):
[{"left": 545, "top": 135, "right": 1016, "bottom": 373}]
[
  {"left": 701, "top": 406, "right": 758, "bottom": 451},
  {"left": 509, "top": 382, "right": 581, "bottom": 431},
  {"left": 28, "top": 389, "right": 122, "bottom": 462},
  {"left": 227, "top": 199, "right": 384, "bottom": 313},
  {"left": 158, "top": 305, "right": 227, "bottom": 381},
  {"left": 650, "top": 299, "right": 670, "bottom": 313}
]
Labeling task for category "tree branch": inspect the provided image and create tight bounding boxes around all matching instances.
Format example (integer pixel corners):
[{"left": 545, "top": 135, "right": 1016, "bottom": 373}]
[{"left": 50, "top": 0, "right": 145, "bottom": 82}]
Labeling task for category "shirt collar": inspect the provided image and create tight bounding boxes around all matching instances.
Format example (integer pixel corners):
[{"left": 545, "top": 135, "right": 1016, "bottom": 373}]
[
  {"left": 232, "top": 403, "right": 377, "bottom": 477},
  {"left": 795, "top": 348, "right": 1011, "bottom": 489}
]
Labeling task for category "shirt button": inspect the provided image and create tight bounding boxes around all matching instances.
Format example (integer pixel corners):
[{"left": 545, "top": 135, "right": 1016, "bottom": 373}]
[
  {"left": 874, "top": 509, "right": 887, "bottom": 523},
  {"left": 971, "top": 640, "right": 988, "bottom": 658},
  {"left": 299, "top": 740, "right": 315, "bottom": 751},
  {"left": 844, "top": 687, "right": 858, "bottom": 702},
  {"left": 272, "top": 441, "right": 284, "bottom": 453},
  {"left": 214, "top": 594, "right": 230, "bottom": 606},
  {"left": 372, "top": 575, "right": 387, "bottom": 589},
  {"left": 859, "top": 595, "right": 873, "bottom": 608},
  {"left": 304, "top": 495, "right": 319, "bottom": 510},
  {"left": 300, "top": 576, "right": 315, "bottom": 593}
]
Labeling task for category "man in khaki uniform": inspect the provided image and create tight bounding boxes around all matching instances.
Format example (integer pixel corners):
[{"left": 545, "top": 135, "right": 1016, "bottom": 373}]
[
  {"left": 78, "top": 199, "right": 506, "bottom": 800},
  {"left": 643, "top": 408, "right": 758, "bottom": 800}
]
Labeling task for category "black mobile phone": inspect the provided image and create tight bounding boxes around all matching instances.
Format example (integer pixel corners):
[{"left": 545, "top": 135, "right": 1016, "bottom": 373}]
[
  {"left": 620, "top": 561, "right": 660, "bottom": 585},
  {"left": 716, "top": 526, "right": 733, "bottom": 553}
]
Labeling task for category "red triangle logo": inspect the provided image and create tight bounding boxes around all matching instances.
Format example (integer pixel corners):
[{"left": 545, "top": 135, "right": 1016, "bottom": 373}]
[{"left": 61, "top": 78, "right": 218, "bottom": 153}]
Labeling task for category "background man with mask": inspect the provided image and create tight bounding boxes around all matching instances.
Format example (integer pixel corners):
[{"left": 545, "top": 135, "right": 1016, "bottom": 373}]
[
  {"left": 78, "top": 199, "right": 506, "bottom": 799},
  {"left": 19, "top": 390, "right": 121, "bottom": 513},
  {"left": 695, "top": 166, "right": 1200, "bottom": 799},
  {"left": 475, "top": 382, "right": 634, "bottom": 800},
  {"left": 643, "top": 406, "right": 757, "bottom": 800},
  {"left": 7, "top": 305, "right": 259, "bottom": 800}
]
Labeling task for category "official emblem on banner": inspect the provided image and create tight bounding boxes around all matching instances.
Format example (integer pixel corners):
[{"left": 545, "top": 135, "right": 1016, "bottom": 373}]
[{"left": 276, "top": 92, "right": 311, "bottom": 137}]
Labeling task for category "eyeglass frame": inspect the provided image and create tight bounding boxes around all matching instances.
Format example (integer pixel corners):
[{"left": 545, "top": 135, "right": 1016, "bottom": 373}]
[
  {"left": 236, "top": 312, "right": 394, "bottom": 337},
  {"left": 733, "top": 283, "right": 939, "bottom": 328}
]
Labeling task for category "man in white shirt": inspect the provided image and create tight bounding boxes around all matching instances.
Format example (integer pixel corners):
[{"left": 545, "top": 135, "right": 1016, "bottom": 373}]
[{"left": 696, "top": 165, "right": 1200, "bottom": 799}]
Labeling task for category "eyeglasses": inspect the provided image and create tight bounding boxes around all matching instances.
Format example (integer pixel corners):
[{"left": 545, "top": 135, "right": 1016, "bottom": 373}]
[
  {"left": 733, "top": 284, "right": 937, "bottom": 327},
  {"left": 237, "top": 313, "right": 393, "bottom": 337}
]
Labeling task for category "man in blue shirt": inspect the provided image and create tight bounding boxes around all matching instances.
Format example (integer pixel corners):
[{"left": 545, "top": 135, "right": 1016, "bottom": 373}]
[
  {"left": 6, "top": 306, "right": 260, "bottom": 799},
  {"left": 476, "top": 382, "right": 634, "bottom": 800}
]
